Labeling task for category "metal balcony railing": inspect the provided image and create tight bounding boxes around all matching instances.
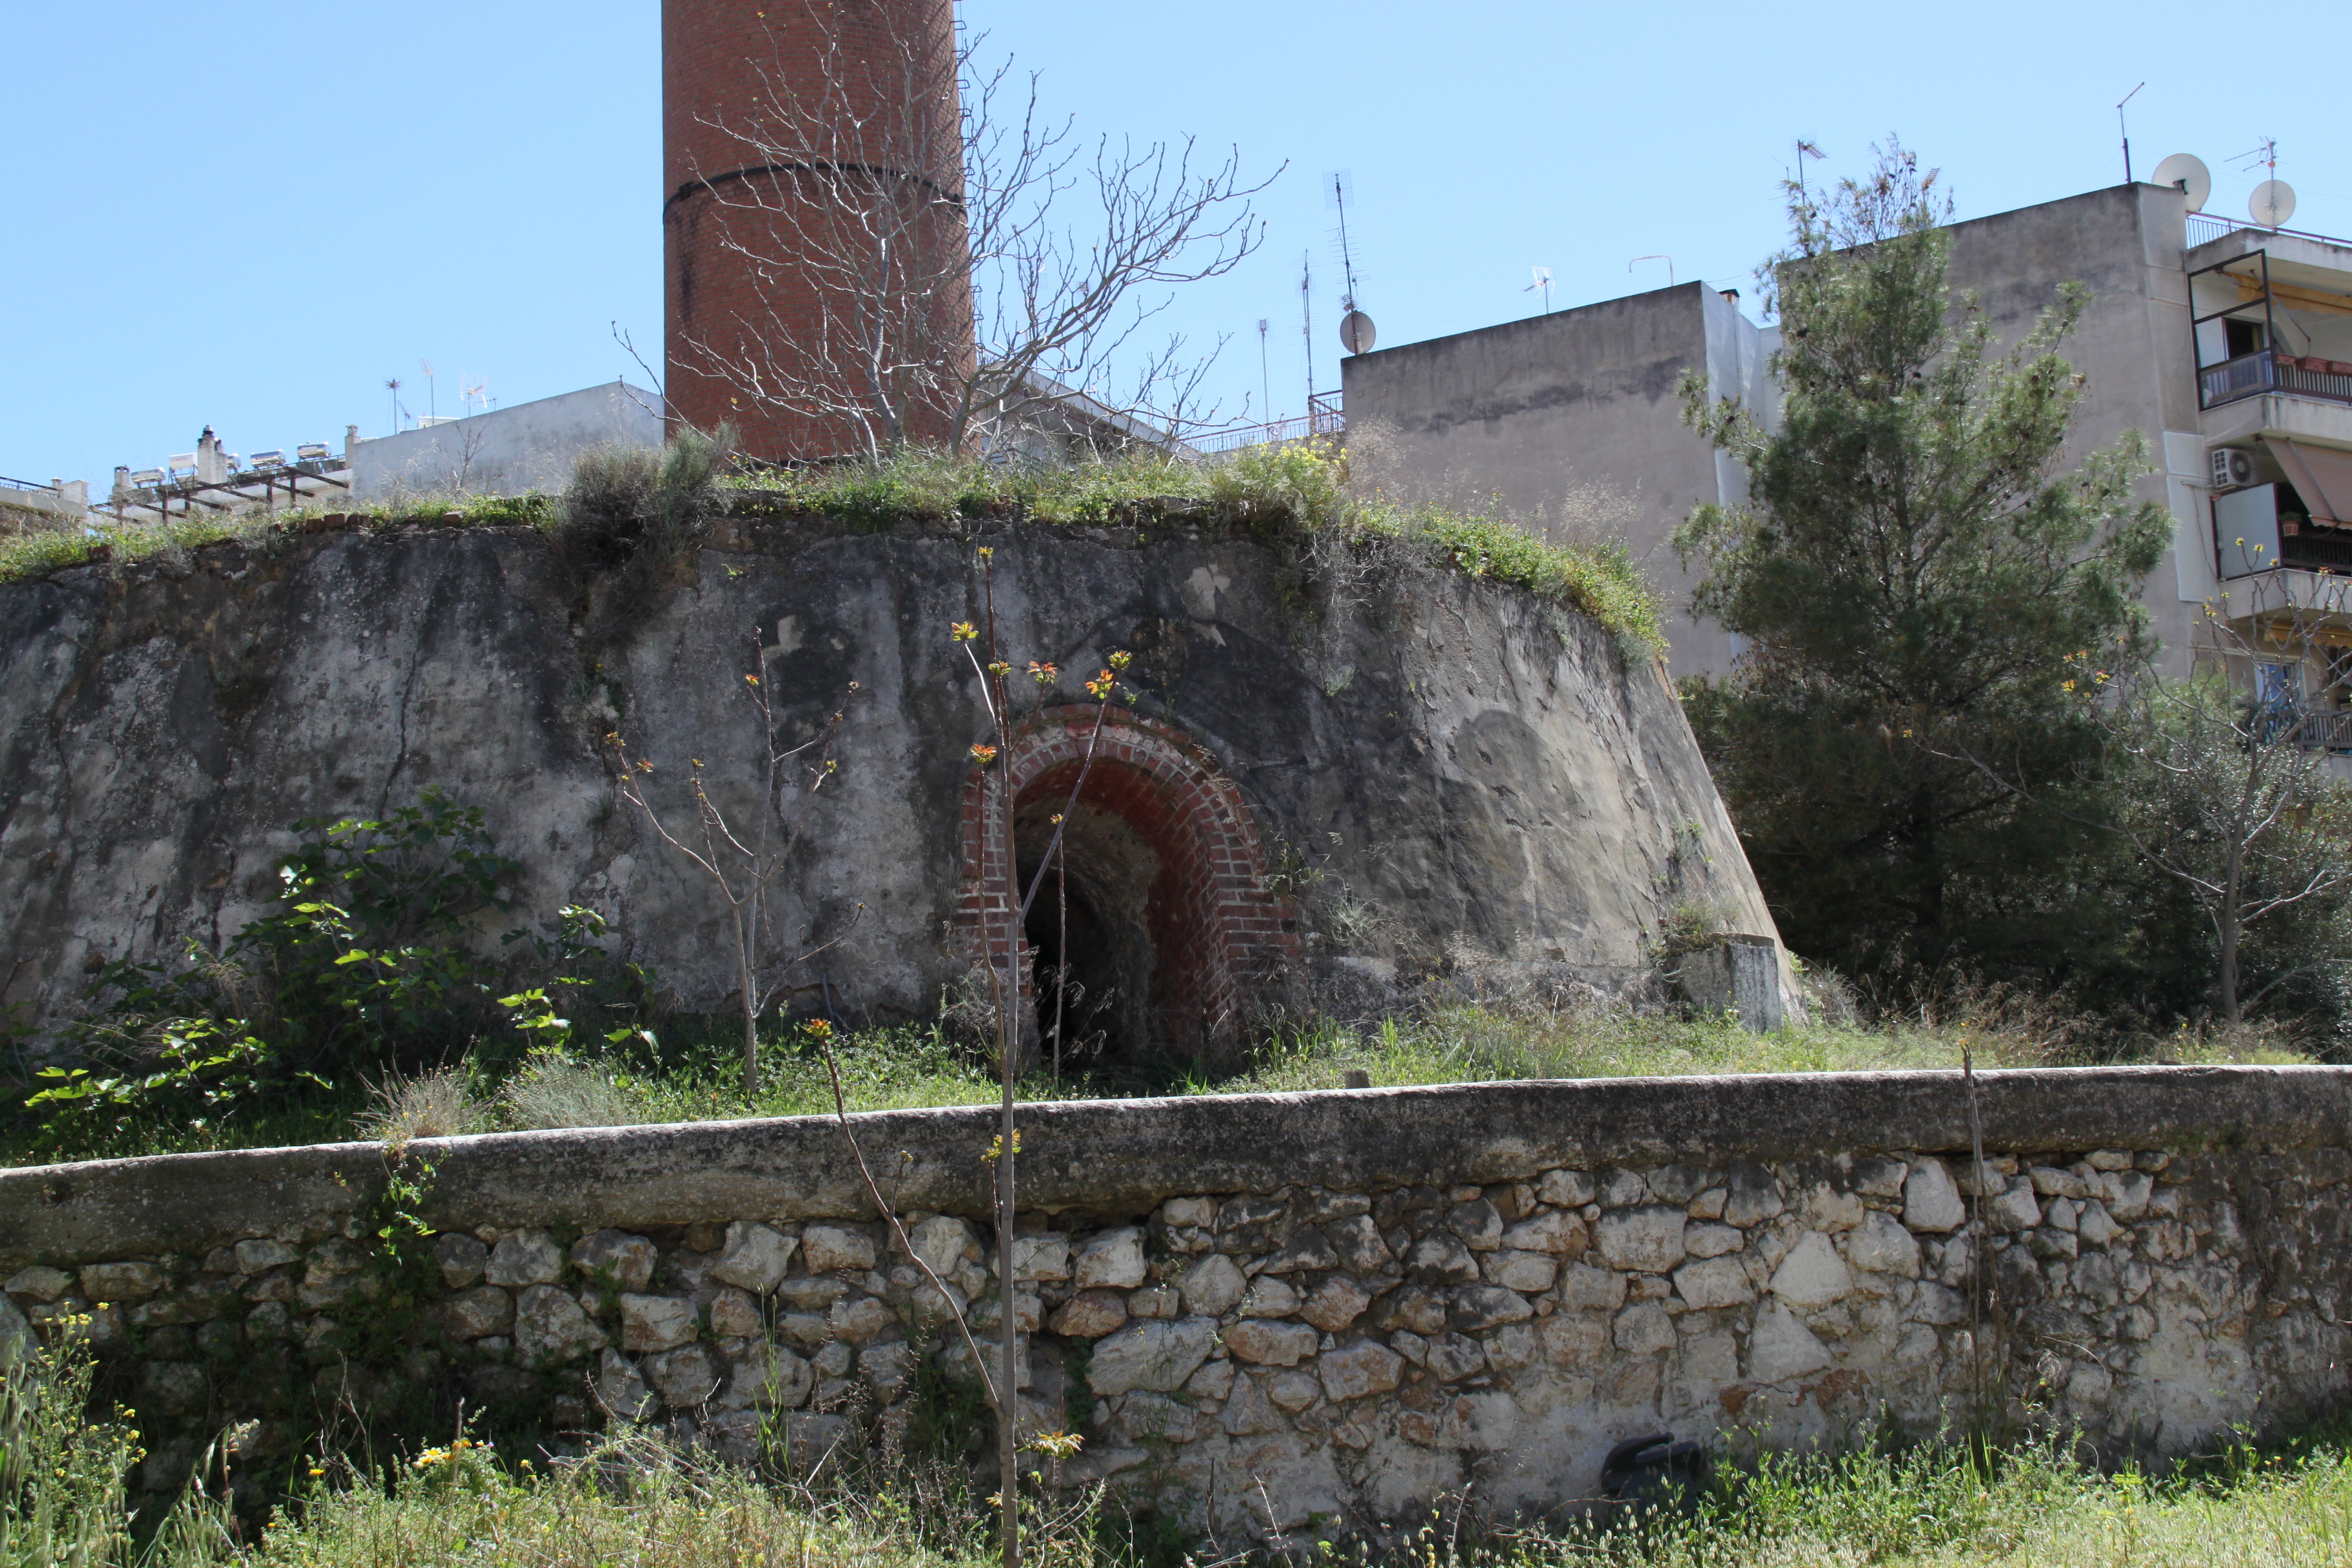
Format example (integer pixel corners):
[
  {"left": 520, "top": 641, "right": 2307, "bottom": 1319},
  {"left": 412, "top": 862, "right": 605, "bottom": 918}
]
[
  {"left": 2200, "top": 347, "right": 2352, "bottom": 411},
  {"left": 1188, "top": 393, "right": 1344, "bottom": 455},
  {"left": 2188, "top": 212, "right": 2352, "bottom": 250},
  {"left": 2287, "top": 708, "right": 2352, "bottom": 752}
]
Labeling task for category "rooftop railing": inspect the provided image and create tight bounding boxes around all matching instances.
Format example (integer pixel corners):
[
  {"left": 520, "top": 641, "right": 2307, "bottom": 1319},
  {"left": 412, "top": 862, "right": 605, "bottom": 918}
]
[
  {"left": 1188, "top": 393, "right": 1344, "bottom": 455},
  {"left": 2188, "top": 212, "right": 2352, "bottom": 250}
]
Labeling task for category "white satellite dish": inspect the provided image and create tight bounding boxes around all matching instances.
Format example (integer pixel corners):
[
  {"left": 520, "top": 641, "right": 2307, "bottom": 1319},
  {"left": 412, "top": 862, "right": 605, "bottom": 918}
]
[
  {"left": 1339, "top": 310, "right": 1377, "bottom": 355},
  {"left": 2151, "top": 152, "right": 2210, "bottom": 212},
  {"left": 2251, "top": 179, "right": 2297, "bottom": 229}
]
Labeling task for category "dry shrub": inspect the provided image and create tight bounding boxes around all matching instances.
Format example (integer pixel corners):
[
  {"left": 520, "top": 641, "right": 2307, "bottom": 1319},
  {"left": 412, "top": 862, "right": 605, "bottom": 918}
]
[
  {"left": 498, "top": 1051, "right": 644, "bottom": 1130},
  {"left": 356, "top": 1067, "right": 489, "bottom": 1145},
  {"left": 555, "top": 426, "right": 735, "bottom": 578}
]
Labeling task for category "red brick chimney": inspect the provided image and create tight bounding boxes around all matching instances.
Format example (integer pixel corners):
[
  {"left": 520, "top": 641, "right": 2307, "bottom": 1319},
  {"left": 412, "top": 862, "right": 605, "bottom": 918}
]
[{"left": 663, "top": 0, "right": 971, "bottom": 462}]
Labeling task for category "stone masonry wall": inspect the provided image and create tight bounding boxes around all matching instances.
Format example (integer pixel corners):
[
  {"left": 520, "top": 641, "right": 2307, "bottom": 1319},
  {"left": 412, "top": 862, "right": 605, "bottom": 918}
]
[{"left": 2, "top": 1067, "right": 2347, "bottom": 1544}]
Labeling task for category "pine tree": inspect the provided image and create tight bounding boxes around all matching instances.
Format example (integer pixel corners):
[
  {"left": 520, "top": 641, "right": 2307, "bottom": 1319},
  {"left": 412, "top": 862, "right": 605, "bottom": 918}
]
[{"left": 1676, "top": 143, "right": 2172, "bottom": 989}]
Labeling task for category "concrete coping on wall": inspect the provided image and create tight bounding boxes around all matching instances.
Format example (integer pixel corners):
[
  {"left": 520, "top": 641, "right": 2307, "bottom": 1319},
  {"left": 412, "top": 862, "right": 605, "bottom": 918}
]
[{"left": 3, "top": 1066, "right": 2344, "bottom": 1271}]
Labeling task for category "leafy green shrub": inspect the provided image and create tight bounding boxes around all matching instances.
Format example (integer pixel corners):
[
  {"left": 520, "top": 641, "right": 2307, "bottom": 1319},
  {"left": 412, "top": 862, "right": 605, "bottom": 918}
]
[{"left": 14, "top": 791, "right": 528, "bottom": 1154}]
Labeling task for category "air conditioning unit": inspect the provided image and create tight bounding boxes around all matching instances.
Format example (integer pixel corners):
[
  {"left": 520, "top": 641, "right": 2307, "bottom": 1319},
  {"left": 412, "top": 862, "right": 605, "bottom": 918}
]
[{"left": 2210, "top": 446, "right": 2257, "bottom": 489}]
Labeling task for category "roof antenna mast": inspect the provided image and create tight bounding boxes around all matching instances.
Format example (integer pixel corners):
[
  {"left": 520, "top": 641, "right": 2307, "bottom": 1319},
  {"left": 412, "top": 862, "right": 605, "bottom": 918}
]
[
  {"left": 1301, "top": 251, "right": 1315, "bottom": 409},
  {"left": 1326, "top": 172, "right": 1379, "bottom": 355},
  {"left": 2117, "top": 82, "right": 2144, "bottom": 184}
]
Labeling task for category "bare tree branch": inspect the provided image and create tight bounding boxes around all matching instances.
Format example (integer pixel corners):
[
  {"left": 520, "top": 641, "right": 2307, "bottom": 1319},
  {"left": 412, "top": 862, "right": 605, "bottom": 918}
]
[{"left": 674, "top": 3, "right": 1279, "bottom": 460}]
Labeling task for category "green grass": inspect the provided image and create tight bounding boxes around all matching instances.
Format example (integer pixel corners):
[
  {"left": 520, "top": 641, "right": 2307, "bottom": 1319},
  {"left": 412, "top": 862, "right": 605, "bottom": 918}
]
[
  {"left": 0, "top": 497, "right": 555, "bottom": 587},
  {"left": 738, "top": 441, "right": 1665, "bottom": 654},
  {"left": 1196, "top": 1003, "right": 2049, "bottom": 1098},
  {"left": 14, "top": 986, "right": 2254, "bottom": 1170}
]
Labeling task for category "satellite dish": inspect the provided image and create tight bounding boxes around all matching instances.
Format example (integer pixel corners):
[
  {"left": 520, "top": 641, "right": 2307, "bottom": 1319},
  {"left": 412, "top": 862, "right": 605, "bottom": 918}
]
[
  {"left": 2251, "top": 179, "right": 2297, "bottom": 229},
  {"left": 2151, "top": 152, "right": 2210, "bottom": 212},
  {"left": 1339, "top": 310, "right": 1377, "bottom": 355}
]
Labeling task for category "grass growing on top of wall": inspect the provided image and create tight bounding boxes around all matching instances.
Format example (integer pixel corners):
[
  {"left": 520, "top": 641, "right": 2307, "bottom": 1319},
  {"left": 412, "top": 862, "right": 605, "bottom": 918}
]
[
  {"left": 740, "top": 441, "right": 1666, "bottom": 655},
  {"left": 0, "top": 496, "right": 555, "bottom": 585},
  {"left": 0, "top": 441, "right": 1662, "bottom": 655},
  {"left": 14, "top": 989, "right": 2304, "bottom": 1169}
]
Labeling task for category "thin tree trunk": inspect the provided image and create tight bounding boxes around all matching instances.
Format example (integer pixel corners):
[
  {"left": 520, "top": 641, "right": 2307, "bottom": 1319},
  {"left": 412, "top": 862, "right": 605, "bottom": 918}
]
[
  {"left": 996, "top": 826, "right": 1022, "bottom": 1568},
  {"left": 2219, "top": 845, "right": 2246, "bottom": 1024},
  {"left": 1053, "top": 852, "right": 1067, "bottom": 1082},
  {"left": 732, "top": 904, "right": 760, "bottom": 1098}
]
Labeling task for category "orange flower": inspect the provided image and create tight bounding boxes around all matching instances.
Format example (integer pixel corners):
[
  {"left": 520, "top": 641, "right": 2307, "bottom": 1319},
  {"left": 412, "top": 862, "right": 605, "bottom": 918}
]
[{"left": 970, "top": 744, "right": 999, "bottom": 764}]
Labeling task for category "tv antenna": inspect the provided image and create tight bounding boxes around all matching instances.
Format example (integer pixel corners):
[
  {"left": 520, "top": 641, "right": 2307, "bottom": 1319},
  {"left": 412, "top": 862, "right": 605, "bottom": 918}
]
[
  {"left": 1301, "top": 252, "right": 1316, "bottom": 406},
  {"left": 1793, "top": 140, "right": 1825, "bottom": 201},
  {"left": 1526, "top": 266, "right": 1554, "bottom": 315},
  {"left": 1256, "top": 319, "right": 1271, "bottom": 428},
  {"left": 2115, "top": 83, "right": 2144, "bottom": 184},
  {"left": 1630, "top": 255, "right": 1676, "bottom": 287},
  {"left": 1327, "top": 171, "right": 1377, "bottom": 354},
  {"left": 421, "top": 359, "right": 438, "bottom": 422},
  {"left": 461, "top": 377, "right": 489, "bottom": 417},
  {"left": 385, "top": 377, "right": 403, "bottom": 433},
  {"left": 2234, "top": 137, "right": 2295, "bottom": 229}
]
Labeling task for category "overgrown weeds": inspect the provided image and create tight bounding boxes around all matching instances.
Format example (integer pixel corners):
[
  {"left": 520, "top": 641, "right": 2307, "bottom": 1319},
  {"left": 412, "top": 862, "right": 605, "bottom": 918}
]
[
  {"left": 1, "top": 436, "right": 1663, "bottom": 655},
  {"left": 0, "top": 495, "right": 553, "bottom": 586},
  {"left": 554, "top": 424, "right": 736, "bottom": 577},
  {"left": 741, "top": 439, "right": 1665, "bottom": 654},
  {"left": 9, "top": 1322, "right": 2352, "bottom": 1567}
]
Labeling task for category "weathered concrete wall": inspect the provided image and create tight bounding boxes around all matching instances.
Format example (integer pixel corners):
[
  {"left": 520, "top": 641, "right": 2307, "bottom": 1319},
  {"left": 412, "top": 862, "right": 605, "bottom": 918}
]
[
  {"left": 1940, "top": 182, "right": 2210, "bottom": 660},
  {"left": 3, "top": 1066, "right": 2345, "bottom": 1540},
  {"left": 0, "top": 510, "right": 1783, "bottom": 1056},
  {"left": 348, "top": 382, "right": 661, "bottom": 500},
  {"left": 1341, "top": 283, "right": 1778, "bottom": 678}
]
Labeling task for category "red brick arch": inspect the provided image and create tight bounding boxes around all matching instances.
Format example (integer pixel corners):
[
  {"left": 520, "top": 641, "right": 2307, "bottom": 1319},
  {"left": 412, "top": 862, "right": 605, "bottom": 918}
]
[{"left": 955, "top": 709, "right": 1296, "bottom": 1062}]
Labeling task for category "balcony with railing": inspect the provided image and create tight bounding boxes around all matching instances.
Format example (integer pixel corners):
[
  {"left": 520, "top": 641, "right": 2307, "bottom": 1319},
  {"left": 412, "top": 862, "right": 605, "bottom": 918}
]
[
  {"left": 2200, "top": 347, "right": 2352, "bottom": 411},
  {"left": 2191, "top": 244, "right": 2352, "bottom": 417},
  {"left": 2293, "top": 706, "right": 2352, "bottom": 751}
]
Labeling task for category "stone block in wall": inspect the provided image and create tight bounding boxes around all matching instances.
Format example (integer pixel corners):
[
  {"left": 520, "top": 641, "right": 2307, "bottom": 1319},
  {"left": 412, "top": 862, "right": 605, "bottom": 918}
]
[
  {"left": 432, "top": 1234, "right": 489, "bottom": 1289},
  {"left": 1596, "top": 1207, "right": 1688, "bottom": 1272},
  {"left": 517, "top": 1284, "right": 608, "bottom": 1364},
  {"left": 574, "top": 1230, "right": 662, "bottom": 1292},
  {"left": 1173, "top": 1254, "right": 1245, "bottom": 1315},
  {"left": 1048, "top": 1289, "right": 1127, "bottom": 1338},
  {"left": 4, "top": 1267, "right": 71, "bottom": 1302},
  {"left": 708, "top": 1224, "right": 796, "bottom": 1292},
  {"left": 621, "top": 1294, "right": 699, "bottom": 1352},
  {"left": 485, "top": 1231, "right": 563, "bottom": 1288},
  {"left": 1087, "top": 1317, "right": 1215, "bottom": 1395},
  {"left": 1073, "top": 1228, "right": 1146, "bottom": 1290},
  {"left": 82, "top": 1262, "right": 165, "bottom": 1301},
  {"left": 1673, "top": 934, "right": 1783, "bottom": 1031},
  {"left": 802, "top": 1226, "right": 877, "bottom": 1275},
  {"left": 594, "top": 1349, "right": 656, "bottom": 1422}
]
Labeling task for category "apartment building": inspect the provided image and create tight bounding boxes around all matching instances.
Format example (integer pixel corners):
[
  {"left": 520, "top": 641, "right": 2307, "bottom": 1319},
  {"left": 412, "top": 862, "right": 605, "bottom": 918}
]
[{"left": 1343, "top": 181, "right": 2352, "bottom": 696}]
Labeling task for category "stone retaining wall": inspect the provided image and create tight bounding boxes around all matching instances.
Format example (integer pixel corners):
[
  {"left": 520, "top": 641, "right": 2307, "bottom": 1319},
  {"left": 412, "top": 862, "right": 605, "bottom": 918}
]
[{"left": 2, "top": 1066, "right": 2347, "bottom": 1543}]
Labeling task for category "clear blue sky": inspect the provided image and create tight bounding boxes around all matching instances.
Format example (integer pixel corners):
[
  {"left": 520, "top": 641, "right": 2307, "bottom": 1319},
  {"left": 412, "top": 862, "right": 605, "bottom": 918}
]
[{"left": 5, "top": 1, "right": 2345, "bottom": 486}]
